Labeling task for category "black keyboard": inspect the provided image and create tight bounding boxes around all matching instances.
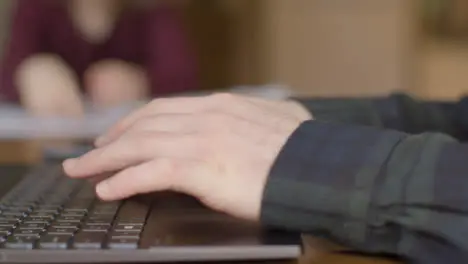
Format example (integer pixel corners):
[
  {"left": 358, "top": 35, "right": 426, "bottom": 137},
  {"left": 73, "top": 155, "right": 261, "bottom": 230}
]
[
  {"left": 0, "top": 165, "right": 301, "bottom": 263},
  {"left": 0, "top": 166, "right": 149, "bottom": 250}
]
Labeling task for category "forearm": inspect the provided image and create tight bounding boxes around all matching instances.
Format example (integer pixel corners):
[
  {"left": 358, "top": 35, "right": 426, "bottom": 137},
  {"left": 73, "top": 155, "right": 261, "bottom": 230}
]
[
  {"left": 261, "top": 120, "right": 468, "bottom": 263},
  {"left": 295, "top": 94, "right": 464, "bottom": 139}
]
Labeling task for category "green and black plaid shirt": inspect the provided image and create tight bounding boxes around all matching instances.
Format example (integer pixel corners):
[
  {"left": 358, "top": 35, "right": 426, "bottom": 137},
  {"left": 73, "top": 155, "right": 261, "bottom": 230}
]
[{"left": 260, "top": 94, "right": 468, "bottom": 264}]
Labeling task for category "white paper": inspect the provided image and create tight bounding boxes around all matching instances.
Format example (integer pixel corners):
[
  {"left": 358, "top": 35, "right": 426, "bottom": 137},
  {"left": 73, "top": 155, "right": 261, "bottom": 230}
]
[{"left": 0, "top": 85, "right": 293, "bottom": 139}]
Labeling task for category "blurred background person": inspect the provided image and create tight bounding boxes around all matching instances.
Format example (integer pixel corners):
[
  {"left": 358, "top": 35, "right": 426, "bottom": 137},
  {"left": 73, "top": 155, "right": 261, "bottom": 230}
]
[{"left": 0, "top": 0, "right": 198, "bottom": 117}]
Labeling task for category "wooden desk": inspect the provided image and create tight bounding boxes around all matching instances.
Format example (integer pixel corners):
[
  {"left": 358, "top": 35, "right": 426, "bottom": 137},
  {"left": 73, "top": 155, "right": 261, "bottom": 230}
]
[{"left": 0, "top": 140, "right": 400, "bottom": 264}]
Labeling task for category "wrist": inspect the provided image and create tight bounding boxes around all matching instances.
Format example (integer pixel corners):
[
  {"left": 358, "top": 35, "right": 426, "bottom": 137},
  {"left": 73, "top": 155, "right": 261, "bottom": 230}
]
[{"left": 284, "top": 100, "right": 314, "bottom": 121}]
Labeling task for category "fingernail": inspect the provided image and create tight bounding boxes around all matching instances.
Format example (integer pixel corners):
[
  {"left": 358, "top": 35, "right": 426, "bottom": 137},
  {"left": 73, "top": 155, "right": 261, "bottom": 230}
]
[
  {"left": 96, "top": 181, "right": 111, "bottom": 198},
  {"left": 94, "top": 136, "right": 106, "bottom": 147},
  {"left": 63, "top": 158, "right": 77, "bottom": 171}
]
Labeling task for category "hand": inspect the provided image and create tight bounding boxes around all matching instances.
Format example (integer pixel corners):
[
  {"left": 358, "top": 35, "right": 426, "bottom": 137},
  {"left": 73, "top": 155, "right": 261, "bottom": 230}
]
[
  {"left": 63, "top": 94, "right": 312, "bottom": 221},
  {"left": 16, "top": 54, "right": 84, "bottom": 117},
  {"left": 85, "top": 60, "right": 149, "bottom": 108}
]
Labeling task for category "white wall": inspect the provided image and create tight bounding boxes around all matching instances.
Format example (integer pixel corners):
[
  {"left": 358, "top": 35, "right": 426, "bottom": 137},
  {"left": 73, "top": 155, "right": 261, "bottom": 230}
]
[{"left": 256, "top": 0, "right": 418, "bottom": 96}]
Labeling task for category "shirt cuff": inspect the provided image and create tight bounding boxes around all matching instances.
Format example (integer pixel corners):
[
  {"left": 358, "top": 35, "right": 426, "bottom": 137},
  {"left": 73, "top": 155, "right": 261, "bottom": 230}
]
[
  {"left": 260, "top": 120, "right": 405, "bottom": 247},
  {"left": 293, "top": 98, "right": 383, "bottom": 126}
]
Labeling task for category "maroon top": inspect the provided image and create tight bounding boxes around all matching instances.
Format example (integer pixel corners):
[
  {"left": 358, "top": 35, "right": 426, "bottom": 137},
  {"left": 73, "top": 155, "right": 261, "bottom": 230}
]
[{"left": 0, "top": 0, "right": 198, "bottom": 102}]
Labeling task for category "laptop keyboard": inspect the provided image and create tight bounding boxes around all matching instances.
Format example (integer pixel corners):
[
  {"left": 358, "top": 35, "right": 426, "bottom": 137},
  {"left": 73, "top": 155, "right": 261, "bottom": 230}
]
[{"left": 0, "top": 166, "right": 150, "bottom": 250}]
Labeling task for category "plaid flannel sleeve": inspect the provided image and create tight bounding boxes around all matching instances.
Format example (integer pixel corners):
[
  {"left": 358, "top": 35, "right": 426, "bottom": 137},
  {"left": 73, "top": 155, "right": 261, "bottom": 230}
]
[
  {"left": 261, "top": 120, "right": 468, "bottom": 263},
  {"left": 295, "top": 93, "right": 466, "bottom": 140}
]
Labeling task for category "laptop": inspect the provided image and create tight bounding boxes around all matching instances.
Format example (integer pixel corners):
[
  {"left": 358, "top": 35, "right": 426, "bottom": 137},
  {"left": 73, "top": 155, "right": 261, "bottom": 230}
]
[{"left": 0, "top": 164, "right": 302, "bottom": 263}]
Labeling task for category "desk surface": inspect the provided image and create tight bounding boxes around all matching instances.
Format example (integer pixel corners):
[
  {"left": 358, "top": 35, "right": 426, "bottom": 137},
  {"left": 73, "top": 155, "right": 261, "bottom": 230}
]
[{"left": 0, "top": 140, "right": 401, "bottom": 264}]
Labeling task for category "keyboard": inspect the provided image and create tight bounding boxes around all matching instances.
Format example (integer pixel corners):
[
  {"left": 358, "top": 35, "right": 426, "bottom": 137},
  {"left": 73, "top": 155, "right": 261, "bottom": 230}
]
[
  {"left": 0, "top": 165, "right": 301, "bottom": 263},
  {"left": 0, "top": 166, "right": 148, "bottom": 250}
]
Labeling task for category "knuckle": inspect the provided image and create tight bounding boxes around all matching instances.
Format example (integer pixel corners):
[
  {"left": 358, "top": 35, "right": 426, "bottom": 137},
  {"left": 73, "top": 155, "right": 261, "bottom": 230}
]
[
  {"left": 159, "top": 158, "right": 176, "bottom": 175},
  {"left": 112, "top": 121, "right": 127, "bottom": 135},
  {"left": 194, "top": 136, "right": 212, "bottom": 159},
  {"left": 131, "top": 117, "right": 152, "bottom": 132}
]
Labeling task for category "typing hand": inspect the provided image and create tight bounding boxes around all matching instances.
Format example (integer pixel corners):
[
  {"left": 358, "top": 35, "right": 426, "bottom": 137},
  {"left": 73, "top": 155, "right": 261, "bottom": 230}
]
[{"left": 63, "top": 94, "right": 311, "bottom": 221}]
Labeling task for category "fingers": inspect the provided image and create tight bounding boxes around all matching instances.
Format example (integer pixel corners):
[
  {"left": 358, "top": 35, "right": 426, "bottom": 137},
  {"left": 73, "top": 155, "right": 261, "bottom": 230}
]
[
  {"left": 95, "top": 159, "right": 204, "bottom": 201},
  {"left": 95, "top": 97, "right": 209, "bottom": 146},
  {"left": 64, "top": 132, "right": 202, "bottom": 178},
  {"left": 95, "top": 94, "right": 280, "bottom": 147},
  {"left": 118, "top": 114, "right": 201, "bottom": 136}
]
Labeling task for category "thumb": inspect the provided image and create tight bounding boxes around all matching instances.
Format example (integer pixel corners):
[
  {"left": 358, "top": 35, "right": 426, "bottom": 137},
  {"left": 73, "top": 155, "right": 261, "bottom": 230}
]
[{"left": 95, "top": 158, "right": 206, "bottom": 201}]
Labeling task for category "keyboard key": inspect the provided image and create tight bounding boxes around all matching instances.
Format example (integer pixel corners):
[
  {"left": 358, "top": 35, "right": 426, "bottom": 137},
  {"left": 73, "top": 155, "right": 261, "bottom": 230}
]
[
  {"left": 90, "top": 205, "right": 119, "bottom": 212},
  {"left": 7, "top": 202, "right": 36, "bottom": 207},
  {"left": 0, "top": 231, "right": 11, "bottom": 237},
  {"left": 40, "top": 197, "right": 68, "bottom": 204},
  {"left": 115, "top": 201, "right": 149, "bottom": 222},
  {"left": 64, "top": 199, "right": 94, "bottom": 211},
  {"left": 0, "top": 228, "right": 12, "bottom": 237},
  {"left": 0, "top": 227, "right": 14, "bottom": 233},
  {"left": 28, "top": 213, "right": 56, "bottom": 220},
  {"left": 73, "top": 184, "right": 96, "bottom": 199},
  {"left": 34, "top": 208, "right": 60, "bottom": 214},
  {"left": 23, "top": 217, "right": 51, "bottom": 224},
  {"left": 0, "top": 223, "right": 17, "bottom": 228},
  {"left": 36, "top": 205, "right": 62, "bottom": 210},
  {"left": 0, "top": 217, "right": 21, "bottom": 223},
  {"left": 3, "top": 235, "right": 38, "bottom": 249},
  {"left": 56, "top": 216, "right": 83, "bottom": 223},
  {"left": 63, "top": 208, "right": 88, "bottom": 213},
  {"left": 81, "top": 225, "right": 109, "bottom": 233},
  {"left": 0, "top": 220, "right": 19, "bottom": 227},
  {"left": 85, "top": 219, "right": 112, "bottom": 226},
  {"left": 110, "top": 231, "right": 141, "bottom": 237},
  {"left": 38, "top": 235, "right": 71, "bottom": 250},
  {"left": 114, "top": 224, "right": 143, "bottom": 232},
  {"left": 61, "top": 211, "right": 86, "bottom": 217},
  {"left": 46, "top": 227, "right": 76, "bottom": 236},
  {"left": 1, "top": 211, "right": 27, "bottom": 217},
  {"left": 37, "top": 201, "right": 65, "bottom": 207},
  {"left": 14, "top": 229, "right": 42, "bottom": 236},
  {"left": 107, "top": 237, "right": 139, "bottom": 249},
  {"left": 72, "top": 232, "right": 107, "bottom": 249},
  {"left": 88, "top": 212, "right": 115, "bottom": 219},
  {"left": 50, "top": 222, "right": 80, "bottom": 229},
  {"left": 87, "top": 216, "right": 115, "bottom": 222},
  {"left": 20, "top": 223, "right": 48, "bottom": 230},
  {"left": 88, "top": 204, "right": 120, "bottom": 216},
  {"left": 2, "top": 206, "right": 32, "bottom": 212},
  {"left": 92, "top": 201, "right": 121, "bottom": 210}
]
